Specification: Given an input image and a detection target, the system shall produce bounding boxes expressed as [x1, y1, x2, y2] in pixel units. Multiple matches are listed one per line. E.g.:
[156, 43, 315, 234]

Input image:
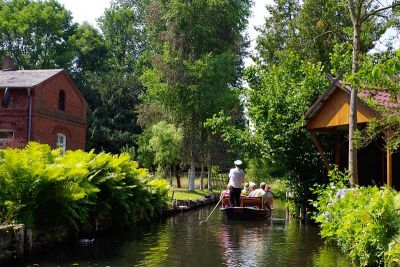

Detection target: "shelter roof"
[0, 69, 63, 88]
[359, 90, 400, 108]
[305, 79, 399, 122]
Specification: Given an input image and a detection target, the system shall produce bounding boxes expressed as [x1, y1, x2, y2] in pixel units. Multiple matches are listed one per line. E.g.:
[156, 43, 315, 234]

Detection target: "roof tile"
[0, 69, 63, 88]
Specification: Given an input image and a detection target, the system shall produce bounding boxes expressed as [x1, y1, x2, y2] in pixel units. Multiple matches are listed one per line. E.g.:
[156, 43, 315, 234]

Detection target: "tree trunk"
[348, 13, 361, 186]
[200, 164, 204, 191]
[189, 161, 196, 191]
[169, 167, 173, 186]
[174, 164, 181, 188]
[207, 164, 212, 190]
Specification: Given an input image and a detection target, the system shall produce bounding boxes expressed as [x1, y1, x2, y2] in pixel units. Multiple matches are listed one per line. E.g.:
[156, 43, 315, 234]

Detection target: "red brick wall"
[0, 89, 29, 141]
[32, 72, 87, 150]
[0, 71, 87, 150]
[31, 116, 86, 150]
[33, 72, 87, 120]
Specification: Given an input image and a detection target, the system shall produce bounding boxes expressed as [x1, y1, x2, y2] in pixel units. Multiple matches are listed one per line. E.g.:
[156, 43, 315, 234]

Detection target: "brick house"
[0, 57, 87, 151]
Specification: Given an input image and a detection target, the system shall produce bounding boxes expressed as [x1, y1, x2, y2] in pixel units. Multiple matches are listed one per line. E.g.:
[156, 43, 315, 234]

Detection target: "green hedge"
[312, 168, 400, 266]
[0, 142, 169, 230]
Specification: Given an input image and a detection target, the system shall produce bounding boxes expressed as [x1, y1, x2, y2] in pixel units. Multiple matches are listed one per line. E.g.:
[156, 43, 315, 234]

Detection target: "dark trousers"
[229, 187, 242, 207]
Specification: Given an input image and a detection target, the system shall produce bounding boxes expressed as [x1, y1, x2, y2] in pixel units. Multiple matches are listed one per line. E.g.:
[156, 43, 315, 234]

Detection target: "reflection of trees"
[113, 223, 172, 267]
[312, 246, 354, 267]
[136, 227, 171, 266]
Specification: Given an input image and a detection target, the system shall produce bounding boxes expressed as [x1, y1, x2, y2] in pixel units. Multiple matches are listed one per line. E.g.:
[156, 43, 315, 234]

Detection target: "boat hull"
[220, 207, 271, 220]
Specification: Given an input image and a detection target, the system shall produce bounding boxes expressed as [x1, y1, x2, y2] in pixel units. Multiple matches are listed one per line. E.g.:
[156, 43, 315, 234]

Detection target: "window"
[0, 130, 14, 145]
[58, 90, 65, 111]
[56, 134, 66, 153]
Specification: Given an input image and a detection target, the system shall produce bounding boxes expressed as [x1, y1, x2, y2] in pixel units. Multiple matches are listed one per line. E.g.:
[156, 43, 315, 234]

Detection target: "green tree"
[79, 0, 148, 153]
[0, 0, 76, 69]
[141, 0, 251, 191]
[346, 0, 400, 186]
[138, 121, 183, 181]
[208, 53, 329, 213]
[99, 0, 147, 72]
[86, 71, 142, 154]
[256, 0, 389, 68]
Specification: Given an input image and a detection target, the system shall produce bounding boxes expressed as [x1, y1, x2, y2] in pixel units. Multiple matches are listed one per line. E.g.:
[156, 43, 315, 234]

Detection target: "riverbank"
[0, 192, 220, 265]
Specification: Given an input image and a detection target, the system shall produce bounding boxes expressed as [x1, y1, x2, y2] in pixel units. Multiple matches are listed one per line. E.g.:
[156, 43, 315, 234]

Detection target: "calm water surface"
[16, 200, 353, 267]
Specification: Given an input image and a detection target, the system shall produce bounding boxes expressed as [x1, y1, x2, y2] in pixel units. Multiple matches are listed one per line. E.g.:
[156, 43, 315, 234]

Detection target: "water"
[14, 200, 353, 267]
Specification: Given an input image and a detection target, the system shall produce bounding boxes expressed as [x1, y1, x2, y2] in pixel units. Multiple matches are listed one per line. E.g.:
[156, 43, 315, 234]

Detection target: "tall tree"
[80, 0, 147, 153]
[346, 0, 400, 186]
[0, 0, 76, 69]
[141, 0, 251, 191]
[99, 0, 147, 73]
[256, 0, 388, 68]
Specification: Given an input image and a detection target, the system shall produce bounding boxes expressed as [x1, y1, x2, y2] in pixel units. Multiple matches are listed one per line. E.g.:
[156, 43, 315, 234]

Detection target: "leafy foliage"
[140, 0, 251, 190]
[0, 143, 169, 230]
[0, 0, 77, 69]
[312, 169, 400, 266]
[208, 53, 329, 211]
[137, 121, 183, 176]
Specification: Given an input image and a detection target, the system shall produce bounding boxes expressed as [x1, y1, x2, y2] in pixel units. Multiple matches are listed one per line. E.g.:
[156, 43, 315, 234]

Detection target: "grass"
[168, 188, 221, 201]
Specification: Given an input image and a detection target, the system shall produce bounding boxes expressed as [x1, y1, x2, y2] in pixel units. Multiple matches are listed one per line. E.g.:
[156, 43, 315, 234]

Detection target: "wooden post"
[311, 133, 331, 171]
[387, 146, 392, 187]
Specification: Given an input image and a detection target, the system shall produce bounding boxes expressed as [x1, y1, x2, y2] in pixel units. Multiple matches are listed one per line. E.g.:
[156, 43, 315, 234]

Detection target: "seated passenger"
[241, 182, 249, 196]
[249, 182, 266, 197]
[264, 184, 274, 210]
[247, 182, 257, 196]
[221, 185, 231, 207]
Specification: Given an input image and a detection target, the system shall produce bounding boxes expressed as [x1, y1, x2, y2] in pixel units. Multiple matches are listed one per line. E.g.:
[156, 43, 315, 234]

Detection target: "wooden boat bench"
[240, 196, 263, 209]
[221, 196, 264, 209]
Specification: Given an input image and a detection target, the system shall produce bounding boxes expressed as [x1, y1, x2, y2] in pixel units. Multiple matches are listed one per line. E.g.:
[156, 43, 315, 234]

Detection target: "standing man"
[228, 160, 245, 207]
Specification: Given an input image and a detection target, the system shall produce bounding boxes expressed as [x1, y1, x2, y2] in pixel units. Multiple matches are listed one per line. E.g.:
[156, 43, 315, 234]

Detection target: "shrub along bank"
[0, 142, 169, 231]
[312, 168, 400, 266]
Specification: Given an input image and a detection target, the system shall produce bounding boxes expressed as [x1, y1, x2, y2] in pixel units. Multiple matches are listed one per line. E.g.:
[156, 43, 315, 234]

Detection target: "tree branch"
[362, 2, 400, 22]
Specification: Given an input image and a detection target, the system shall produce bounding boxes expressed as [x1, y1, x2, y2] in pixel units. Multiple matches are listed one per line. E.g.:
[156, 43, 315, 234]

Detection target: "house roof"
[305, 79, 351, 120]
[305, 79, 399, 121]
[0, 69, 63, 88]
[359, 90, 400, 108]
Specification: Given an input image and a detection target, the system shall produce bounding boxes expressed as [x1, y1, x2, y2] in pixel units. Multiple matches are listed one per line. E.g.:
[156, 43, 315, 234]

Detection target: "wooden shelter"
[305, 77, 399, 188]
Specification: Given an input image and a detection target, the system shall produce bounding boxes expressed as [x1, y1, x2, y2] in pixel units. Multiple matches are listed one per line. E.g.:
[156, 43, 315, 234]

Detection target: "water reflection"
[15, 200, 353, 267]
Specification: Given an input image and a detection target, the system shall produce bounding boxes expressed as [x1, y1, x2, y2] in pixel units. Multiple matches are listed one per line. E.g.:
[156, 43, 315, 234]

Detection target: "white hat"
[234, 160, 242, 165]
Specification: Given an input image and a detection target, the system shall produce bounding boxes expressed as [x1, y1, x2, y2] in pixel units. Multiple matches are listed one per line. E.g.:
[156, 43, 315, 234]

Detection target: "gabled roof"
[305, 79, 352, 121]
[304, 79, 400, 121]
[0, 69, 63, 88]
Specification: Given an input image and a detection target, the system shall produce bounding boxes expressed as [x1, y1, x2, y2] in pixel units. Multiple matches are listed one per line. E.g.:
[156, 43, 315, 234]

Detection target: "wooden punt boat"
[220, 196, 272, 220]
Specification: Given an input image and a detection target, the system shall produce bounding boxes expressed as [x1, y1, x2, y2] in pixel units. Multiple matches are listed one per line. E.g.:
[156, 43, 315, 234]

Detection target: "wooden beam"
[387, 146, 392, 187]
[311, 133, 331, 172]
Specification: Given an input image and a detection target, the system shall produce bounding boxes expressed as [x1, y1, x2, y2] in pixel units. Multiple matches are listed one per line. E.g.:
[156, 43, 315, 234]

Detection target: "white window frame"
[56, 133, 67, 153]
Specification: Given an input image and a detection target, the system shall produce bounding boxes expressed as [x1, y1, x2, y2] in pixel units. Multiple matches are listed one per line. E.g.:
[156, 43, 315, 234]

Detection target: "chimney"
[2, 56, 15, 71]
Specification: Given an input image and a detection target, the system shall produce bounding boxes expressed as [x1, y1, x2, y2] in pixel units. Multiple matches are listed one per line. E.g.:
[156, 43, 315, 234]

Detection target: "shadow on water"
[12, 200, 354, 267]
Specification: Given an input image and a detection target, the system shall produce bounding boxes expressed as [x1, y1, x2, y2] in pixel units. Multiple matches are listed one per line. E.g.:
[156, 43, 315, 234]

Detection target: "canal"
[15, 200, 353, 267]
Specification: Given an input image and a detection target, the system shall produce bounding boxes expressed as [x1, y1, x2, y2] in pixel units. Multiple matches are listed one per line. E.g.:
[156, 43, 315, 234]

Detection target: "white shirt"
[249, 188, 265, 197]
[228, 167, 245, 188]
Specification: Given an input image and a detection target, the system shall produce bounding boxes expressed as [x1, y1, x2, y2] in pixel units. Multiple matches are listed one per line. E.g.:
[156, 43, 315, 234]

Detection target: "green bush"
[312, 168, 400, 266]
[267, 179, 287, 199]
[246, 157, 287, 183]
[386, 234, 400, 267]
[0, 142, 169, 230]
